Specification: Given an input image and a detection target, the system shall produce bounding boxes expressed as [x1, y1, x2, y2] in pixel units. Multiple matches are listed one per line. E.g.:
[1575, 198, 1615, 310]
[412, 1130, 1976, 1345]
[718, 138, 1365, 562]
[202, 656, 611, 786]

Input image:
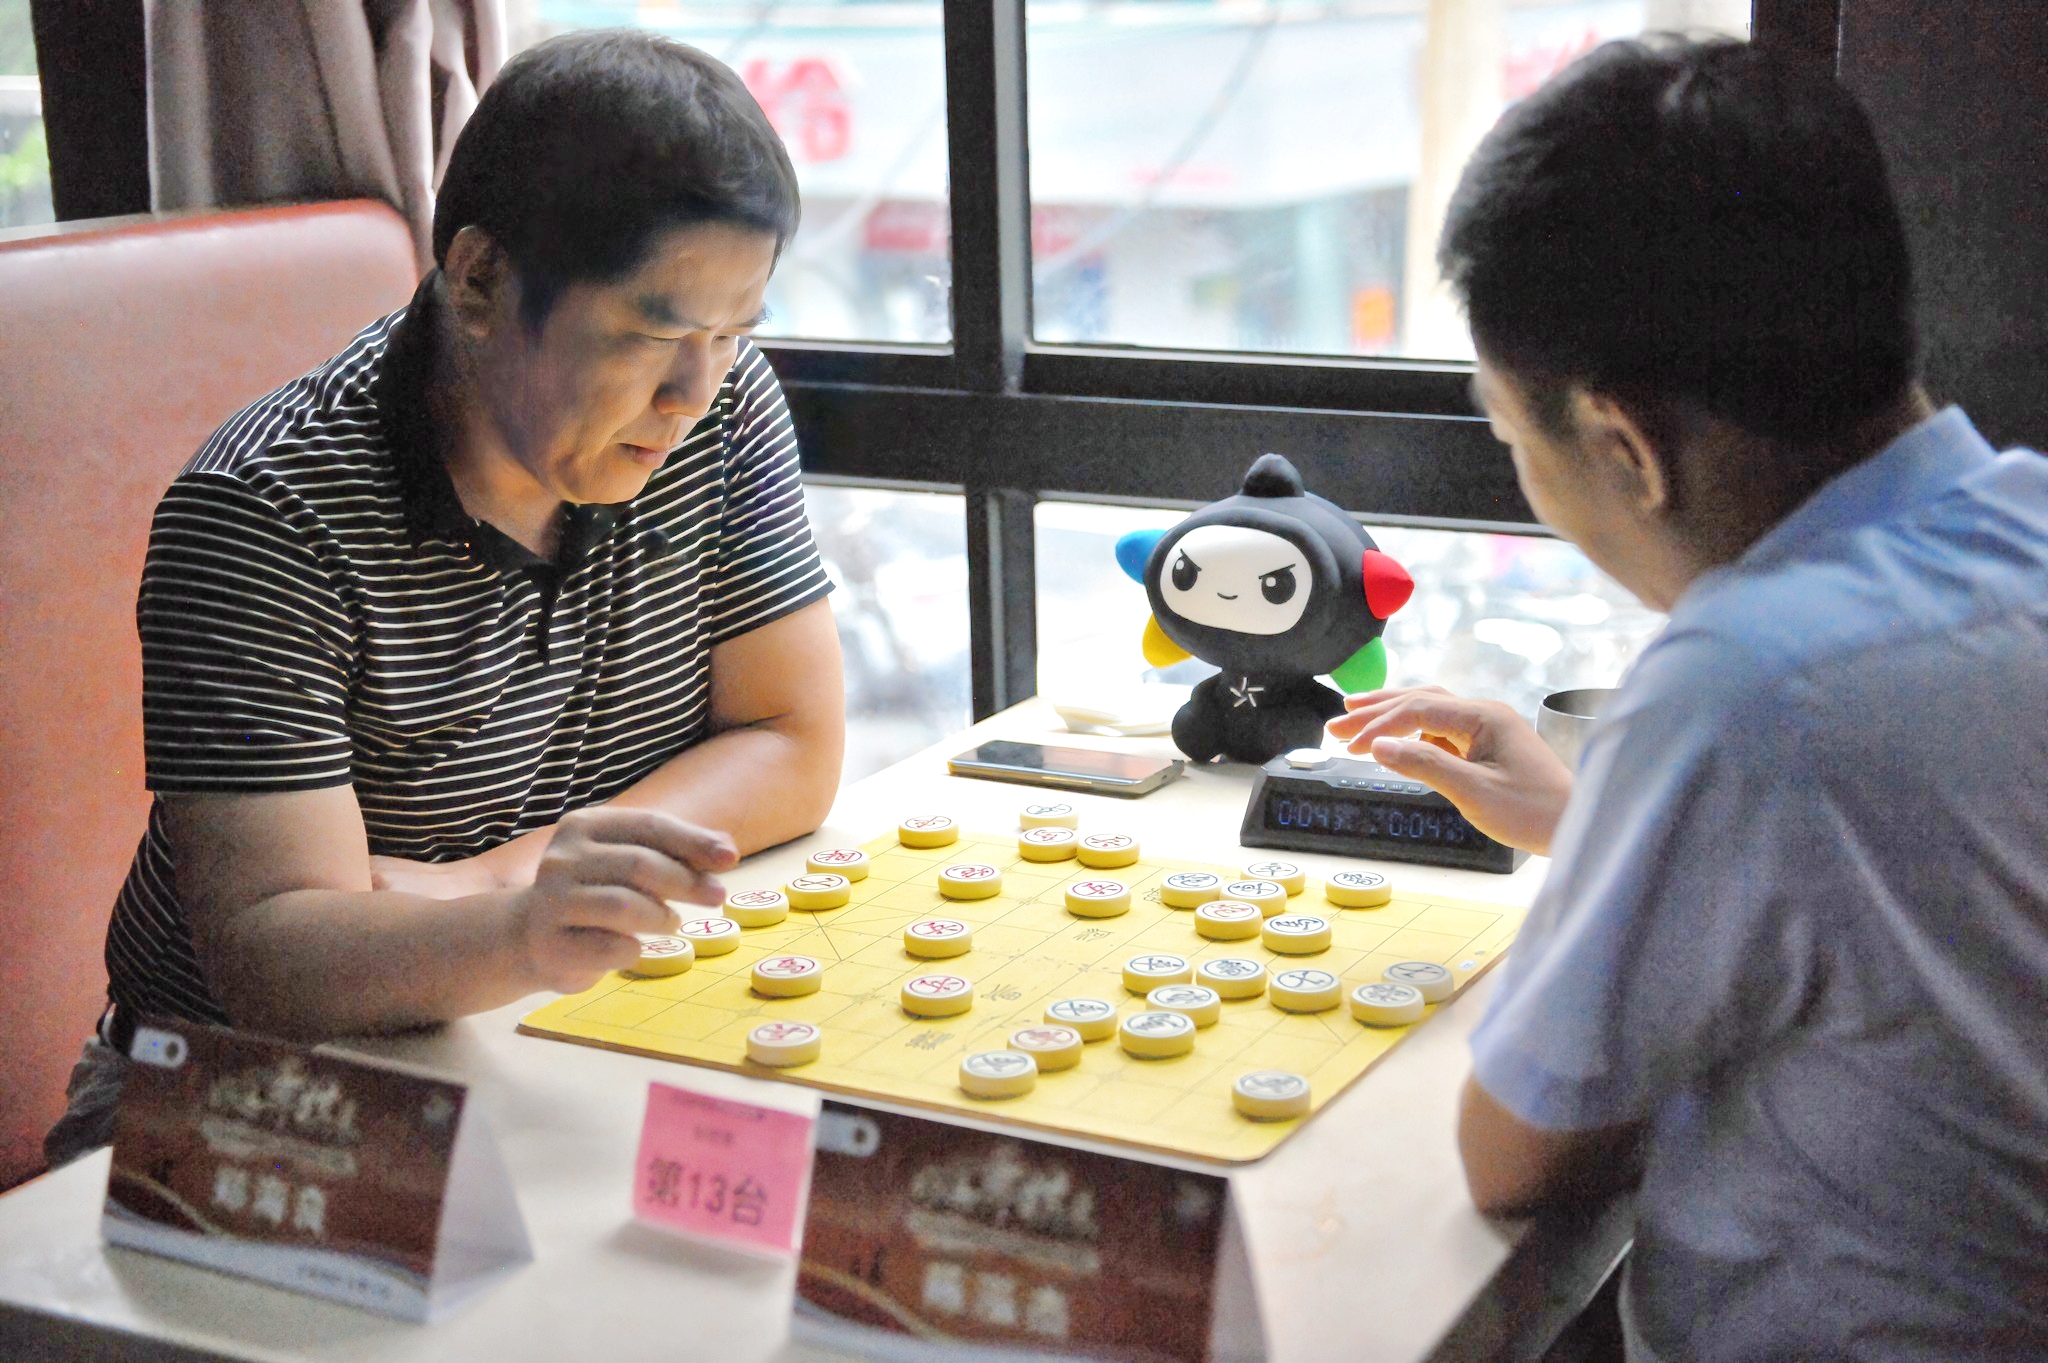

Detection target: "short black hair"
[434, 30, 800, 327]
[1439, 37, 1917, 445]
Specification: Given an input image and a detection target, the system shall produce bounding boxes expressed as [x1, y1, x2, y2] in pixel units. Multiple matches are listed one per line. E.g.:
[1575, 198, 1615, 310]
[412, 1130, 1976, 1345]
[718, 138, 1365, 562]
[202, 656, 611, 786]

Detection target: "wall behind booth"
[1842, 1, 2048, 451]
[0, 202, 419, 1191]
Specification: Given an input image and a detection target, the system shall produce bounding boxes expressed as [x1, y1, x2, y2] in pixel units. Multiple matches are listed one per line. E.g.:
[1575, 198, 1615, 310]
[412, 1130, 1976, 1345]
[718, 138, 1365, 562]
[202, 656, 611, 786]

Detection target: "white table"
[0, 701, 1626, 1363]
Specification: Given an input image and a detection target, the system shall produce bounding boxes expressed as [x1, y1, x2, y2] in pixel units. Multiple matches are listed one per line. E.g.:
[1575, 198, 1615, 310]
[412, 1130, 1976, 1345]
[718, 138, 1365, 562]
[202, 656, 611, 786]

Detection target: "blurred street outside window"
[804, 484, 971, 780]
[514, 0, 952, 344]
[1026, 0, 1750, 359]
[0, 0, 52, 229]
[513, 0, 1747, 354]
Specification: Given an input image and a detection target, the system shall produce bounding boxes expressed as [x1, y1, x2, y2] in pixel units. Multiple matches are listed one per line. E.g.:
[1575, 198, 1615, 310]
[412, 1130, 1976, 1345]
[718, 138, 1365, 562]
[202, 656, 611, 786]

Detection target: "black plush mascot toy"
[1116, 453, 1414, 764]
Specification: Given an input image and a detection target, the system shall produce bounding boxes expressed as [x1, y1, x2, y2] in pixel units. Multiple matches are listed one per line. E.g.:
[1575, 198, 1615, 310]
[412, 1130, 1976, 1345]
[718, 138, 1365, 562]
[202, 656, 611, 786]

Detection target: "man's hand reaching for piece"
[171, 789, 748, 1040]
[1326, 686, 1574, 855]
[510, 807, 738, 994]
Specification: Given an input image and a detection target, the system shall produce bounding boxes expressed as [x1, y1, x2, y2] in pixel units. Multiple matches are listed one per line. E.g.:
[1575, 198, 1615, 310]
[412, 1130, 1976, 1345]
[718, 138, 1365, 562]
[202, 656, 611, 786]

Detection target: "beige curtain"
[145, 0, 508, 271]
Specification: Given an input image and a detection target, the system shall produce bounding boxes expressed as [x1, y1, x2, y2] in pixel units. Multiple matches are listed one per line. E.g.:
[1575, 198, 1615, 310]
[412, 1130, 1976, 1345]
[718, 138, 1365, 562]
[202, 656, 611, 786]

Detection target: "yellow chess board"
[518, 828, 1526, 1163]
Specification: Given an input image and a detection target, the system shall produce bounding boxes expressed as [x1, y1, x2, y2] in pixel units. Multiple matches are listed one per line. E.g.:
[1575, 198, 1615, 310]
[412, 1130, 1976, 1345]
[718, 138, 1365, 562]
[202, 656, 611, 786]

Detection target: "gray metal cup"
[1536, 688, 1615, 769]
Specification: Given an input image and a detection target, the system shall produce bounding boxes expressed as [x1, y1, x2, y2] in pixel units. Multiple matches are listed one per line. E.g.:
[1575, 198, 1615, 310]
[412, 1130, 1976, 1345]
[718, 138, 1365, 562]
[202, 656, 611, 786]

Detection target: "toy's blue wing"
[1114, 529, 1165, 584]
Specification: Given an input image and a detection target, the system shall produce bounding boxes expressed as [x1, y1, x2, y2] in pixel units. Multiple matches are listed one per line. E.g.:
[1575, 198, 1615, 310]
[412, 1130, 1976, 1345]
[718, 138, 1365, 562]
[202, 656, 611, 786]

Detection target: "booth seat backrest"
[0, 201, 419, 1191]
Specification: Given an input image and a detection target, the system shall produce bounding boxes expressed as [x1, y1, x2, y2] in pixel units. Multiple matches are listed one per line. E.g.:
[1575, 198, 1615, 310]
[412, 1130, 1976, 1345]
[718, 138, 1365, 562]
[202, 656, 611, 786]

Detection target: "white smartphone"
[946, 740, 1185, 797]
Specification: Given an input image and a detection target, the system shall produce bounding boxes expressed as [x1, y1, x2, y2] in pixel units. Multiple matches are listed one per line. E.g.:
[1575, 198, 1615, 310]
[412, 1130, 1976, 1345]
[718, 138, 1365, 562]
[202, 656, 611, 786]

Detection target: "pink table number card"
[103, 1019, 532, 1322]
[633, 1081, 816, 1256]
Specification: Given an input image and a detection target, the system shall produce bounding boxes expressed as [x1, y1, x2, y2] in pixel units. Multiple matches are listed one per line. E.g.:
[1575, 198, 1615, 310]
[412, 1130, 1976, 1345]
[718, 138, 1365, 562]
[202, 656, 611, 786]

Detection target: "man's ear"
[441, 226, 517, 337]
[1571, 389, 1672, 519]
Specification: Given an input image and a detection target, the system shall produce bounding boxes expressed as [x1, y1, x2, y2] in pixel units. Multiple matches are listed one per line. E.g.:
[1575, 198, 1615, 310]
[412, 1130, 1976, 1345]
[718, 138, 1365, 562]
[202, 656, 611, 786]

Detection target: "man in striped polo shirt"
[47, 32, 844, 1164]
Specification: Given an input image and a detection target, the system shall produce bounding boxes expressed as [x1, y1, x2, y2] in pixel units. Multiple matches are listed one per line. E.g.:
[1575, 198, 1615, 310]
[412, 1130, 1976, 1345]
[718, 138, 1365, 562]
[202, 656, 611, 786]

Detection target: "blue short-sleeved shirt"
[1471, 408, 2048, 1363]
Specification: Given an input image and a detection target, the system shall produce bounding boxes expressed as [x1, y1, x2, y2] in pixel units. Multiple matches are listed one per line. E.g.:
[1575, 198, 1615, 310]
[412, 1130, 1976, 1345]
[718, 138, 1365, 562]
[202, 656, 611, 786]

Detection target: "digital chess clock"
[1239, 749, 1528, 874]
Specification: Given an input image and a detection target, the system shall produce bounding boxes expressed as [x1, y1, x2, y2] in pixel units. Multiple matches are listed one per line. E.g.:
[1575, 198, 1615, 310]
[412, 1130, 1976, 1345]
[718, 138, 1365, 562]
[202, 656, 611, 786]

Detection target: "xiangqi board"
[518, 827, 1525, 1162]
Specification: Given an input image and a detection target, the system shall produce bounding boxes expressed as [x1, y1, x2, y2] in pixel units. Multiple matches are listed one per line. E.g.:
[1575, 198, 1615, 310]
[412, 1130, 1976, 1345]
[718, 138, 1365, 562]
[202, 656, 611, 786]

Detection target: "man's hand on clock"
[1327, 686, 1573, 856]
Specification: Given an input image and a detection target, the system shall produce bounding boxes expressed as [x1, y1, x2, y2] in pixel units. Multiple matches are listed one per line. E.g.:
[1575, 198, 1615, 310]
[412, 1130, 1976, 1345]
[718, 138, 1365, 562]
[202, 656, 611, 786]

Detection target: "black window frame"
[30, 0, 1845, 721]
[770, 0, 1844, 718]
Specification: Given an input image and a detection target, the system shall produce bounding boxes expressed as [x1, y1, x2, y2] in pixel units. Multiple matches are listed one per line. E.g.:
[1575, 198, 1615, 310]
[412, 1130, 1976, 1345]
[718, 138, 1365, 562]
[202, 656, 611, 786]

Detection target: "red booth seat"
[0, 201, 420, 1191]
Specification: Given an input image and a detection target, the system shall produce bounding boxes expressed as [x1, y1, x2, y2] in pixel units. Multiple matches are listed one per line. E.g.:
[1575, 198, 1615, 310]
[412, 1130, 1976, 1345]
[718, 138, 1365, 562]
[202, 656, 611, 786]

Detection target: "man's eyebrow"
[634, 295, 771, 331]
[634, 294, 684, 328]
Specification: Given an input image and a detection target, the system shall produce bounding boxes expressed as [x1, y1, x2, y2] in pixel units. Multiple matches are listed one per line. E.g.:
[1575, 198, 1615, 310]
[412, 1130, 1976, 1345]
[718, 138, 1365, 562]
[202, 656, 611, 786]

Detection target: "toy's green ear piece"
[1143, 616, 1191, 667]
[1329, 637, 1387, 694]
[1115, 529, 1166, 583]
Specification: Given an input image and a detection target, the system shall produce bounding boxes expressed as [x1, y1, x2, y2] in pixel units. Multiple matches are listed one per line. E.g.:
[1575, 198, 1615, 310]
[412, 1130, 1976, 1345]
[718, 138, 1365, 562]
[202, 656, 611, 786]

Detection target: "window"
[0, 0, 51, 228]
[1026, 0, 1750, 359]
[513, 0, 951, 343]
[488, 1, 1836, 724]
[805, 484, 971, 779]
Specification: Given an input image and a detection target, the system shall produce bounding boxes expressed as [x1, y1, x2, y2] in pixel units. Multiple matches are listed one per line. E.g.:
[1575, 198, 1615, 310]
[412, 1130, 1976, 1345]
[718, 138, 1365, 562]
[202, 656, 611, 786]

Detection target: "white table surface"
[0, 700, 1581, 1363]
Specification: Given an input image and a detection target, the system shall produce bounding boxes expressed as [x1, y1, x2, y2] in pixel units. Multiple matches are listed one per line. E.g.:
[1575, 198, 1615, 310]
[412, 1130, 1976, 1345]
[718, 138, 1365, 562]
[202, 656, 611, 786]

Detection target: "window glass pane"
[805, 485, 971, 780]
[511, 1, 950, 343]
[1036, 500, 1664, 725]
[0, 0, 52, 229]
[1026, 0, 1749, 359]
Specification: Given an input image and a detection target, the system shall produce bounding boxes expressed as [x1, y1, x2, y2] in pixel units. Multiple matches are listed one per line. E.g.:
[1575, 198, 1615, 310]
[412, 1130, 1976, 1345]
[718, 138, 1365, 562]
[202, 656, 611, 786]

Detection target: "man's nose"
[652, 341, 724, 420]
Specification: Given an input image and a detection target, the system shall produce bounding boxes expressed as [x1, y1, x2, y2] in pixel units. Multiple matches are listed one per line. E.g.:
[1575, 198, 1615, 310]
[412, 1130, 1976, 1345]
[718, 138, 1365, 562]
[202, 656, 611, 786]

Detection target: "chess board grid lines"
[523, 829, 1523, 1163]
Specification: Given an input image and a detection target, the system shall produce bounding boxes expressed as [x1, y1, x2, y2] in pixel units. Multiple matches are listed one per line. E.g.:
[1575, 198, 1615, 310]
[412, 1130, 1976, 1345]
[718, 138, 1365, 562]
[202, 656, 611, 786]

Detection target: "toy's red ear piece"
[1361, 551, 1413, 618]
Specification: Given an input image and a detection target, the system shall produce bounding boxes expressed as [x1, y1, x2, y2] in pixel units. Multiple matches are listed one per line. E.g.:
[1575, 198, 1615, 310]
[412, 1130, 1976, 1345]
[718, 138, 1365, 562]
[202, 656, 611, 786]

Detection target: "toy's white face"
[1158, 524, 1312, 635]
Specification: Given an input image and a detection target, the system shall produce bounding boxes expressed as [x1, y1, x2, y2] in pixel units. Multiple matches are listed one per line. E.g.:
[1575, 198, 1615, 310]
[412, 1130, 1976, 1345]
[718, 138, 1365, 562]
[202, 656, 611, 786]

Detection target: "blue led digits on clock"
[1268, 795, 1478, 848]
[1240, 754, 1527, 873]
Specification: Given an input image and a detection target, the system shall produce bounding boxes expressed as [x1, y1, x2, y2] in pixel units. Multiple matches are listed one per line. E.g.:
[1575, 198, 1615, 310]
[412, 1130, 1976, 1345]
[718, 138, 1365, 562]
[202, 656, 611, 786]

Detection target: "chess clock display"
[1240, 750, 1528, 873]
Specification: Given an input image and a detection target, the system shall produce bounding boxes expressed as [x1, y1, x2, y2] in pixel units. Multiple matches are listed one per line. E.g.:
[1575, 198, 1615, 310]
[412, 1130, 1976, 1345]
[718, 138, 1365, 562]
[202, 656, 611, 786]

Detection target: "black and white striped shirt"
[106, 283, 831, 1026]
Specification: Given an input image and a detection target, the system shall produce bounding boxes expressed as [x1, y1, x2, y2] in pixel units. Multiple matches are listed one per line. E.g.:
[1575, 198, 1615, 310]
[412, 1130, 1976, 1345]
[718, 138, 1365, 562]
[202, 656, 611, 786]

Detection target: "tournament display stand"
[0, 700, 1628, 1363]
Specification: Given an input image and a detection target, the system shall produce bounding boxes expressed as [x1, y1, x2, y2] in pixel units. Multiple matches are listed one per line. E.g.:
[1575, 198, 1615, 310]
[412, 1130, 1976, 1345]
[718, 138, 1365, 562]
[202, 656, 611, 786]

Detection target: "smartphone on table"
[946, 740, 1184, 797]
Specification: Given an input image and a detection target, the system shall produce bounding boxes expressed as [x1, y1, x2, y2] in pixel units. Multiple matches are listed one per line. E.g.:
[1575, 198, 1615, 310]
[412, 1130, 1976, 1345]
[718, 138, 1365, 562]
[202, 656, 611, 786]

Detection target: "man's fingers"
[1381, 692, 1491, 746]
[555, 843, 722, 909]
[1371, 733, 1571, 856]
[1326, 707, 1379, 739]
[663, 878, 726, 909]
[1341, 684, 1450, 711]
[545, 809, 735, 907]
[1329, 691, 1432, 738]
[1334, 693, 1486, 755]
[545, 925, 643, 987]
[567, 806, 740, 873]
[547, 883, 677, 938]
[1369, 736, 1491, 805]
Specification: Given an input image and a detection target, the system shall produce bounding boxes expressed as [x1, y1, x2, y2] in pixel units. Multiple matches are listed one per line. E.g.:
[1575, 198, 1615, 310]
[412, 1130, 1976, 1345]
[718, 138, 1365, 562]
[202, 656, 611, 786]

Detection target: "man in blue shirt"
[1329, 38, 2048, 1362]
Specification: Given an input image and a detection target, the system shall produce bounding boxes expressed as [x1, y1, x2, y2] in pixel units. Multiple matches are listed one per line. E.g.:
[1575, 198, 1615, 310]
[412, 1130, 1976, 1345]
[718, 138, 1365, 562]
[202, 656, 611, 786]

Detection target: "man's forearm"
[203, 886, 534, 1040]
[1458, 1076, 1642, 1216]
[443, 602, 846, 893]
[471, 718, 838, 891]
[610, 718, 839, 850]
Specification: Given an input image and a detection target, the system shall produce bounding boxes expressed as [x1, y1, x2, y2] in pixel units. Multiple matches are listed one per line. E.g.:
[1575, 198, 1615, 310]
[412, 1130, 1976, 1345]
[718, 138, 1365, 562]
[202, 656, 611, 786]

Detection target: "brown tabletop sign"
[795, 1101, 1266, 1362]
[102, 1018, 532, 1322]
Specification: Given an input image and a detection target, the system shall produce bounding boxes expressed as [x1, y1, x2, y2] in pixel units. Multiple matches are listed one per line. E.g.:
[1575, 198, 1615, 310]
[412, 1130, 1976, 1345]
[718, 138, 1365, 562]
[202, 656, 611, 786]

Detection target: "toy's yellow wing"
[1142, 615, 1191, 667]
